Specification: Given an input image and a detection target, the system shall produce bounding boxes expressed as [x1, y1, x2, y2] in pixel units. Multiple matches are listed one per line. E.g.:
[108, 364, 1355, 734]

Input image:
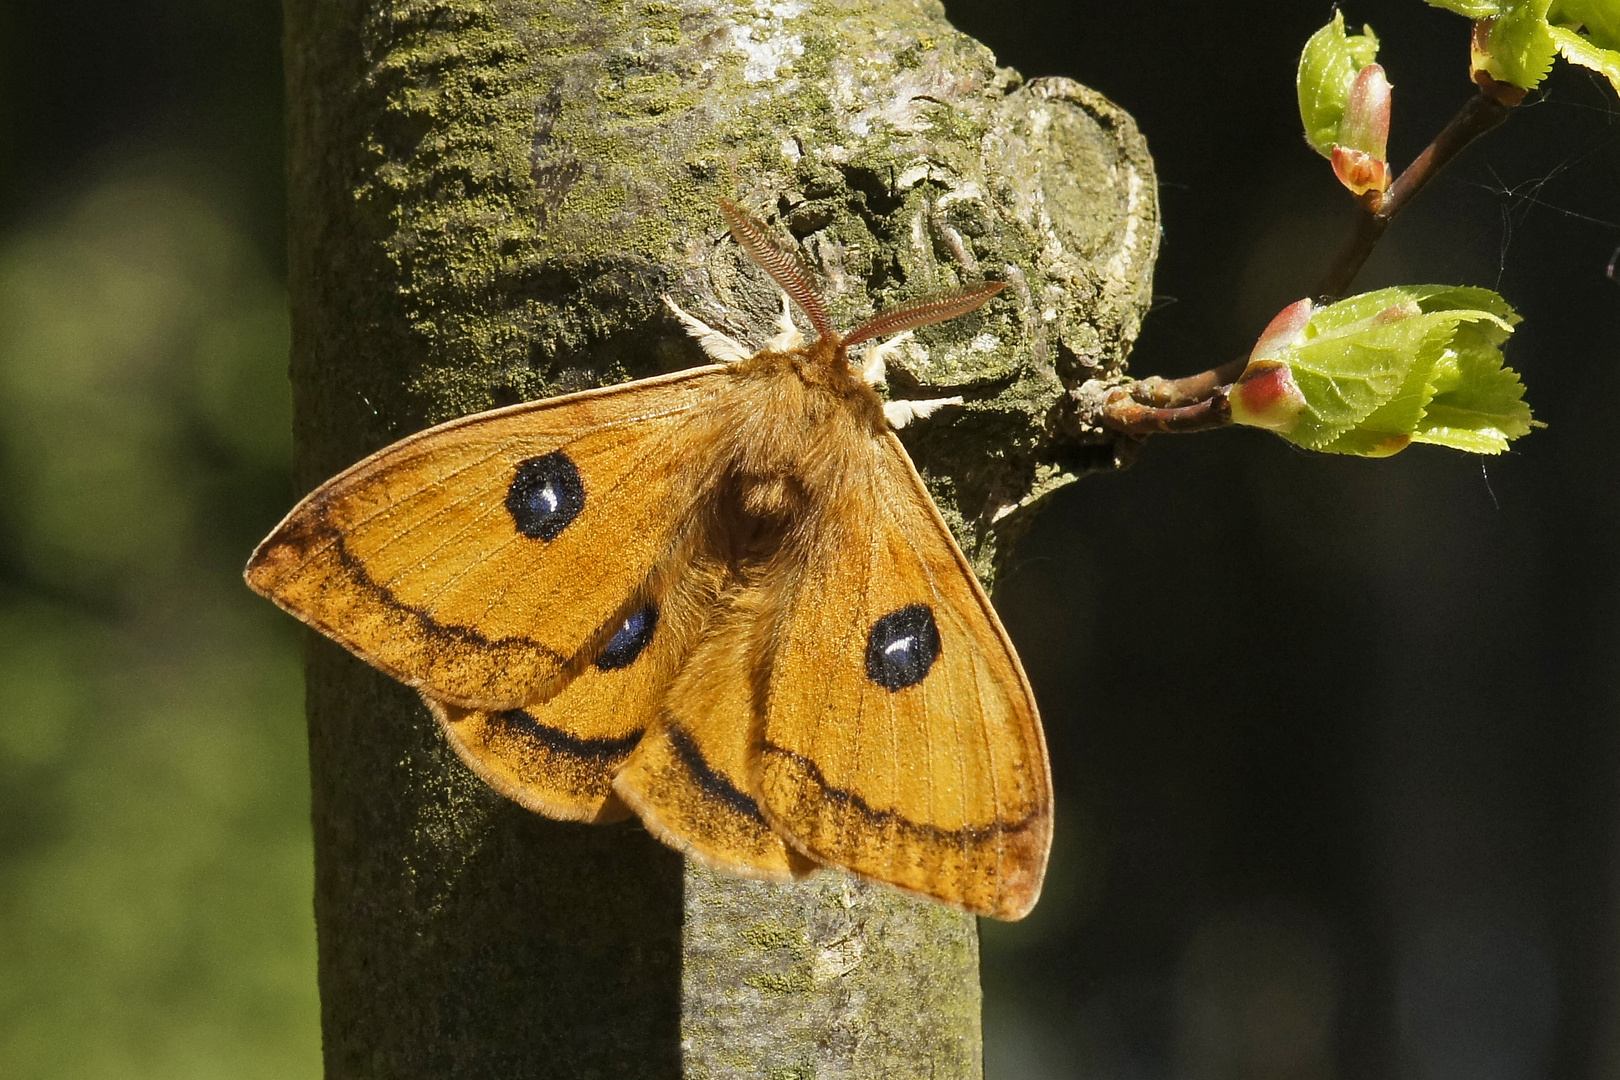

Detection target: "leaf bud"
[1230, 360, 1308, 433]
[1229, 299, 1312, 433]
[1331, 64, 1392, 197]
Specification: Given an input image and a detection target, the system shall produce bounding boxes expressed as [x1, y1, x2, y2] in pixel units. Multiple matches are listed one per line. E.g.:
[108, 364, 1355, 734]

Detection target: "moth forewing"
[243, 364, 731, 710]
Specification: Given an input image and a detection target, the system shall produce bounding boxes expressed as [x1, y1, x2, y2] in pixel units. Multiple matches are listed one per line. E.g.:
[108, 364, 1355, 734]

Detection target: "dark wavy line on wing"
[262, 514, 567, 667]
[666, 722, 769, 826]
[760, 742, 1044, 843]
[492, 708, 644, 764]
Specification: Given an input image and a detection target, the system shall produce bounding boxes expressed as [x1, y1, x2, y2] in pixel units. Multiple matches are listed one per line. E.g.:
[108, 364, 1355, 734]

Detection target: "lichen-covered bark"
[682, 868, 982, 1078]
[285, 0, 1156, 1077]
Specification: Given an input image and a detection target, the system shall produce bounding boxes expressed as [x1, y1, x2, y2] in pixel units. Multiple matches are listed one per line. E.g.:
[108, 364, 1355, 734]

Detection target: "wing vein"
[297, 443, 512, 573]
[283, 395, 712, 575]
[883, 471, 1003, 899]
[417, 509, 529, 618]
[463, 415, 714, 637]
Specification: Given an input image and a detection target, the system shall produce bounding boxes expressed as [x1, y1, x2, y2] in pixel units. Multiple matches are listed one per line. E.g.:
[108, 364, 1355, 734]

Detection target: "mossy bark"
[285, 0, 1157, 1076]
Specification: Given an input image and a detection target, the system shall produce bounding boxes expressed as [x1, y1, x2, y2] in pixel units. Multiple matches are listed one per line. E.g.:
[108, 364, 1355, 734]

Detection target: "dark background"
[1, 2, 1615, 1078]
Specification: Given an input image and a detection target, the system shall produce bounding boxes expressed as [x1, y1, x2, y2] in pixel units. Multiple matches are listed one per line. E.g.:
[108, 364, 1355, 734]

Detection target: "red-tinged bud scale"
[1231, 300, 1312, 433]
[1332, 146, 1391, 198]
[1332, 64, 1392, 198]
[1339, 65, 1390, 155]
[1251, 298, 1313, 361]
[1230, 360, 1308, 433]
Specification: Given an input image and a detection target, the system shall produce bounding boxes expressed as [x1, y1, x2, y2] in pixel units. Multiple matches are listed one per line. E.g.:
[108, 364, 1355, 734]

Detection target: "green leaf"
[1312, 284, 1517, 330]
[1427, 0, 1619, 94]
[1425, 0, 1504, 17]
[1315, 326, 1454, 457]
[1298, 12, 1381, 157]
[1408, 285, 1519, 325]
[1487, 0, 1561, 88]
[1287, 312, 1457, 450]
[1412, 321, 1535, 453]
[1550, 0, 1620, 50]
[1548, 24, 1620, 94]
[1236, 286, 1533, 458]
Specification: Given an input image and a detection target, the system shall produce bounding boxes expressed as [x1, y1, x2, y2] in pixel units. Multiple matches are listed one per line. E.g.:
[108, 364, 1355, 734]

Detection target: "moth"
[247, 202, 1052, 920]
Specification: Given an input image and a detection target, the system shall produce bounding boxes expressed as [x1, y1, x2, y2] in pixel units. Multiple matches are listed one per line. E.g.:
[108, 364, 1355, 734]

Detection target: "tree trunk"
[283, 0, 1157, 1076]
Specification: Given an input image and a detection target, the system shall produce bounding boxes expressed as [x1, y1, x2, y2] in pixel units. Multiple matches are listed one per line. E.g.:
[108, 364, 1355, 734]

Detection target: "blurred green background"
[0, 2, 1616, 1078]
[0, 3, 317, 1077]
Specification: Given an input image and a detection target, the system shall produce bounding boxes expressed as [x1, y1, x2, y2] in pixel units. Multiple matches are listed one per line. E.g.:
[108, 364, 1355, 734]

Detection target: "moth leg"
[884, 396, 965, 430]
[763, 291, 806, 352]
[856, 331, 962, 429]
[662, 295, 751, 364]
[857, 330, 914, 387]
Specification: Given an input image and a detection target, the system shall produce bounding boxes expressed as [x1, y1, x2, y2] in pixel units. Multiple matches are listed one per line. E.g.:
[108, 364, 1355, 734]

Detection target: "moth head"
[717, 200, 1006, 362]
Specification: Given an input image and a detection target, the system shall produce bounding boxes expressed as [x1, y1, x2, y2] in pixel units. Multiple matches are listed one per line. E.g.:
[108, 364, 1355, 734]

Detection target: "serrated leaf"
[1251, 287, 1532, 458]
[1487, 1, 1561, 88]
[1426, 0, 1504, 17]
[1412, 321, 1535, 453]
[1550, 0, 1620, 50]
[1406, 285, 1520, 327]
[1309, 284, 1517, 333]
[1414, 419, 1522, 453]
[1285, 350, 1406, 447]
[1549, 24, 1620, 94]
[1298, 12, 1381, 157]
[1314, 427, 1418, 456]
[1320, 326, 1452, 456]
[1284, 314, 1456, 449]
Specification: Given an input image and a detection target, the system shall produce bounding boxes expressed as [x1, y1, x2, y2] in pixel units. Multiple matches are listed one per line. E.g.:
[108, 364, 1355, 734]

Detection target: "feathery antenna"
[718, 200, 834, 341]
[841, 282, 1006, 349]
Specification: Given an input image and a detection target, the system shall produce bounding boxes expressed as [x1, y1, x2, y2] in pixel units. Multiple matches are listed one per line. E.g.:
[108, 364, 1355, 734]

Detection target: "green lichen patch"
[741, 919, 810, 957]
[743, 967, 815, 996]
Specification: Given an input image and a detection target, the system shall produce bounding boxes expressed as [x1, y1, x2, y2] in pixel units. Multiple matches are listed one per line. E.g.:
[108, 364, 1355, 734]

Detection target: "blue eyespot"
[864, 604, 940, 691]
[596, 603, 659, 671]
[506, 452, 585, 540]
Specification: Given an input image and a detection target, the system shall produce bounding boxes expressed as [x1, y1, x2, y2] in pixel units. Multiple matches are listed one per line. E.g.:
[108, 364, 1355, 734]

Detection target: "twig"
[1126, 359, 1249, 408]
[1100, 386, 1231, 435]
[1107, 87, 1518, 434]
[1316, 89, 1516, 299]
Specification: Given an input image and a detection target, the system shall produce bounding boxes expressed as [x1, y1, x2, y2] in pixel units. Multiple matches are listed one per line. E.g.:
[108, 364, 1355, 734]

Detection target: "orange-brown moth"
[246, 202, 1052, 920]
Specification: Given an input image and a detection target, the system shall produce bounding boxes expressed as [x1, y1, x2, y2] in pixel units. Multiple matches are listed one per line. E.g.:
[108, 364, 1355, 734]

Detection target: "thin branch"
[1127, 361, 1248, 408]
[1110, 87, 1519, 429]
[1100, 386, 1231, 435]
[1316, 89, 1515, 299]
